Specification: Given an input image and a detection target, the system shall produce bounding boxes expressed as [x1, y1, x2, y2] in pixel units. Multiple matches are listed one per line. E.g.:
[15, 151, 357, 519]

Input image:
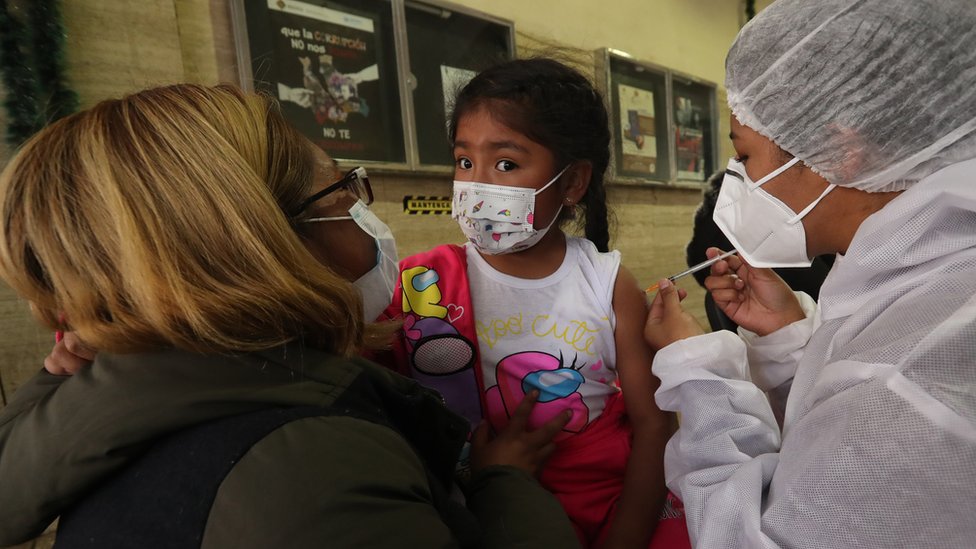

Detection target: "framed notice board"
[404, 0, 515, 167]
[598, 49, 672, 184]
[672, 71, 717, 183]
[232, 0, 407, 167]
[231, 0, 513, 172]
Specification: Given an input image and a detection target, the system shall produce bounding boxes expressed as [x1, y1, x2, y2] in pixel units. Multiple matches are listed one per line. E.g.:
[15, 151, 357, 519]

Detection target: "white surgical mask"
[452, 165, 569, 255]
[713, 157, 835, 268]
[304, 200, 398, 320]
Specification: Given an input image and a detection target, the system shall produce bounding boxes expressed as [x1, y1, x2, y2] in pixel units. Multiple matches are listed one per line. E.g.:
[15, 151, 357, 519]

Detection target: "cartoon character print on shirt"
[400, 265, 483, 426]
[485, 350, 592, 441]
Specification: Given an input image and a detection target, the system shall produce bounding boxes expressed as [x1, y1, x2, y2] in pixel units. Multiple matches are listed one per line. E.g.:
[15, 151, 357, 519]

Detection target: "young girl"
[382, 58, 689, 548]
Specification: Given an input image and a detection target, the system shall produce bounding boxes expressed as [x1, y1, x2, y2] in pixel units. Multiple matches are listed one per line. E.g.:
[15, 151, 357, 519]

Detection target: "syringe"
[645, 250, 738, 293]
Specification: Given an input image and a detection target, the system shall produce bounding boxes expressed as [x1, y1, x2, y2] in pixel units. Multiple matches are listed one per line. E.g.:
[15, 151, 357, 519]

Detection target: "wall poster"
[672, 76, 716, 182]
[604, 51, 671, 183]
[617, 83, 658, 174]
[237, 0, 406, 164]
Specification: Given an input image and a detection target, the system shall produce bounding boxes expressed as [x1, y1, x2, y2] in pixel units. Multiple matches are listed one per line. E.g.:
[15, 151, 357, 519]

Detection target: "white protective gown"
[653, 158, 976, 549]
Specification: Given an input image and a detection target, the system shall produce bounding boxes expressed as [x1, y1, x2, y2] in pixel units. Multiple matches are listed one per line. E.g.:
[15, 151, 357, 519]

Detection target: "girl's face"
[453, 105, 564, 230]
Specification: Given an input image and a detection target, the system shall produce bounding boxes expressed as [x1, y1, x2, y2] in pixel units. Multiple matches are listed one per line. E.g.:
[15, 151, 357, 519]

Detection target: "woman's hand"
[43, 332, 97, 375]
[643, 278, 703, 352]
[470, 391, 571, 477]
[704, 247, 806, 335]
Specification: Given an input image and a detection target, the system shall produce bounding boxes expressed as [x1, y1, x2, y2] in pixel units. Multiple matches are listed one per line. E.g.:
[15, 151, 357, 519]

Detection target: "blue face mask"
[303, 200, 398, 321]
[345, 201, 398, 320]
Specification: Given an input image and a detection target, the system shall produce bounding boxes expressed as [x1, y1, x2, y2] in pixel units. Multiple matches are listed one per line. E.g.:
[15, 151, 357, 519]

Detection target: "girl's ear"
[562, 161, 592, 206]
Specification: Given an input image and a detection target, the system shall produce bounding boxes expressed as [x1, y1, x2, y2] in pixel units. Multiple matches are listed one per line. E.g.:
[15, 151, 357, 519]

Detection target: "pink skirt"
[539, 392, 692, 549]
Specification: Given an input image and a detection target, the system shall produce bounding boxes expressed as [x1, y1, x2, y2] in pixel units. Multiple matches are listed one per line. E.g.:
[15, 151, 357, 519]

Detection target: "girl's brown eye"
[495, 159, 518, 172]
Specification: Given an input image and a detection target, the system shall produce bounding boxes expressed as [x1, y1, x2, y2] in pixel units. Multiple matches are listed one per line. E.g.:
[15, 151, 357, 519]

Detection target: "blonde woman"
[0, 84, 578, 548]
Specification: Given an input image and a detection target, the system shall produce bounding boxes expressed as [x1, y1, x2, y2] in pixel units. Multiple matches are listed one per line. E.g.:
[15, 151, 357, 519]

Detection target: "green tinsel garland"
[0, 0, 40, 146]
[0, 0, 77, 148]
[31, 0, 78, 124]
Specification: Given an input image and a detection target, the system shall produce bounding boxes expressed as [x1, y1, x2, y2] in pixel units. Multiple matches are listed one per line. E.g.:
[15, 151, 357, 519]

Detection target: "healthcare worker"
[643, 0, 976, 547]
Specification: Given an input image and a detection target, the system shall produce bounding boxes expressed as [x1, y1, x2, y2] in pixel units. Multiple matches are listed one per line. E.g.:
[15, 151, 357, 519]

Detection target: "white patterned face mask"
[451, 165, 569, 255]
[713, 157, 836, 268]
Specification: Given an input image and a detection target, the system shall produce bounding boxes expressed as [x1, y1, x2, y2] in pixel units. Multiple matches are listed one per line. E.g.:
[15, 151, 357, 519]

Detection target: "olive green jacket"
[0, 343, 579, 548]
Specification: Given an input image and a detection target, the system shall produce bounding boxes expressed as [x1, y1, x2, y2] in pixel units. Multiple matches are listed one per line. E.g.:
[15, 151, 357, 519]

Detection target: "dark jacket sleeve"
[0, 370, 73, 544]
[466, 466, 582, 548]
[0, 353, 324, 546]
[0, 369, 66, 416]
[202, 416, 580, 549]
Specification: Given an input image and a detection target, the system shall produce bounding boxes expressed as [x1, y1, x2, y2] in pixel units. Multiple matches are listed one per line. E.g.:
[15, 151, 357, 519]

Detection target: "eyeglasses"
[295, 167, 373, 220]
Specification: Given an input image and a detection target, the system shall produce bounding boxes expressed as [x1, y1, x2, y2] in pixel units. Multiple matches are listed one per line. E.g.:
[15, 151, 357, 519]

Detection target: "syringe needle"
[645, 250, 738, 293]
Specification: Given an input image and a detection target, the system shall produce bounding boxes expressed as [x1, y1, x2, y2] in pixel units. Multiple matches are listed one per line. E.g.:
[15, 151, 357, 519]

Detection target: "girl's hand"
[643, 278, 702, 352]
[44, 332, 97, 376]
[703, 247, 806, 335]
[470, 391, 571, 477]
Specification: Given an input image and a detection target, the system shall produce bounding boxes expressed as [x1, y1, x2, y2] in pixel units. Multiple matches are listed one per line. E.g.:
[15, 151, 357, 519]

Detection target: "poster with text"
[617, 83, 657, 174]
[267, 0, 391, 161]
[675, 95, 705, 180]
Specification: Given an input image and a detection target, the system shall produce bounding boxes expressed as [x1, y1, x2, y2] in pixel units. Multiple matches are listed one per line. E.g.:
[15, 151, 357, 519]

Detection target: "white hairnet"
[726, 0, 976, 192]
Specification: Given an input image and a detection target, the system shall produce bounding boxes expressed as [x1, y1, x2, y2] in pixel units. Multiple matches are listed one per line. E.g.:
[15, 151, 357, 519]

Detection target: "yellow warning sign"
[403, 196, 451, 215]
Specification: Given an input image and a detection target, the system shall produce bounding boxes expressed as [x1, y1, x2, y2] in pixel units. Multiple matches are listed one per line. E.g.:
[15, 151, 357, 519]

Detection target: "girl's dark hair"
[448, 58, 612, 252]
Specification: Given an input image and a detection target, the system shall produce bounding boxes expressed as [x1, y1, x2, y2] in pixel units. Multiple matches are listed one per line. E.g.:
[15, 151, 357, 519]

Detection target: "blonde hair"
[0, 84, 375, 356]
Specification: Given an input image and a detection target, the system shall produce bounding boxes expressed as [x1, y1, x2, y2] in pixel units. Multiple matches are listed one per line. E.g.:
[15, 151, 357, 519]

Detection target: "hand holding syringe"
[645, 250, 738, 293]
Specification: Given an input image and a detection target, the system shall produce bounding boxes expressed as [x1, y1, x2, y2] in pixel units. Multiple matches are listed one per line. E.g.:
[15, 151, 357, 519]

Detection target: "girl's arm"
[601, 266, 673, 549]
